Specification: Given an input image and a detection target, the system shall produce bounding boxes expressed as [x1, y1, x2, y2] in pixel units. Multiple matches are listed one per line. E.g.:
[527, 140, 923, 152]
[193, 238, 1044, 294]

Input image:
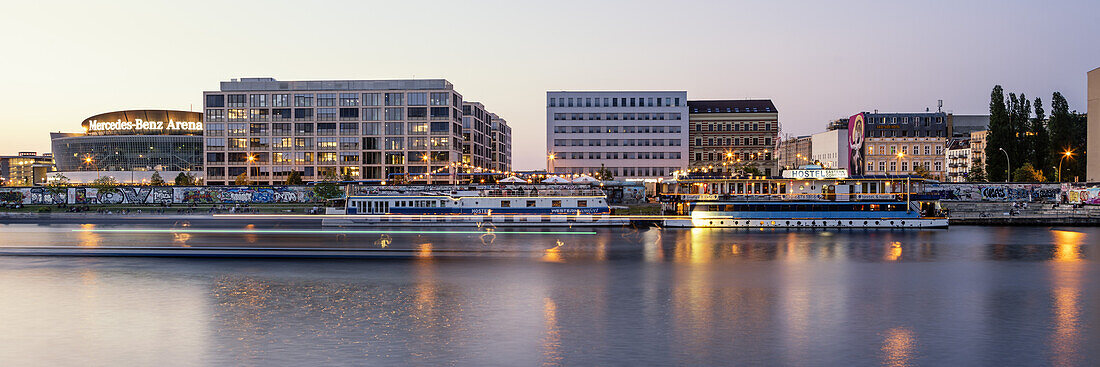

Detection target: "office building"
[851, 112, 950, 179]
[546, 91, 688, 180]
[0, 152, 55, 186]
[1088, 67, 1099, 181]
[945, 137, 971, 182]
[811, 128, 849, 169]
[203, 78, 466, 185]
[461, 102, 494, 171]
[50, 110, 203, 184]
[951, 114, 989, 136]
[776, 135, 811, 170]
[688, 100, 779, 176]
[490, 114, 512, 172]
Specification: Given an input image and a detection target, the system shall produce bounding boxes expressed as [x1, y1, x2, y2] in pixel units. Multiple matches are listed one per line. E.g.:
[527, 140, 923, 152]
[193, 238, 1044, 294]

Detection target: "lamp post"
[84, 157, 99, 180]
[547, 153, 556, 174]
[998, 148, 1010, 182]
[246, 154, 256, 185]
[422, 154, 431, 185]
[1057, 150, 1074, 182]
[895, 152, 905, 177]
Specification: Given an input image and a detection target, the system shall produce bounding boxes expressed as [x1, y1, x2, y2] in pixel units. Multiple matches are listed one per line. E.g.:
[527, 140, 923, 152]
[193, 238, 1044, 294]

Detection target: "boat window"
[578, 200, 587, 207]
[724, 205, 734, 212]
[552, 200, 561, 207]
[526, 200, 536, 207]
[501, 200, 511, 207]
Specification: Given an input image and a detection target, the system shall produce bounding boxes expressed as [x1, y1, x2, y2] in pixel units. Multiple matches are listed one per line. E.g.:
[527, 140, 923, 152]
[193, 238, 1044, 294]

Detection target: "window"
[526, 200, 536, 207]
[385, 122, 403, 135]
[272, 108, 291, 121]
[385, 93, 404, 106]
[249, 109, 269, 121]
[227, 94, 246, 107]
[206, 95, 225, 108]
[294, 94, 313, 107]
[362, 108, 381, 121]
[385, 108, 404, 121]
[408, 122, 428, 135]
[205, 109, 225, 122]
[340, 123, 358, 135]
[294, 108, 314, 121]
[249, 123, 268, 135]
[340, 93, 359, 106]
[501, 200, 511, 208]
[206, 138, 226, 149]
[228, 109, 247, 122]
[407, 107, 427, 120]
[294, 123, 314, 135]
[407, 92, 427, 106]
[317, 123, 337, 136]
[430, 92, 449, 106]
[362, 137, 380, 150]
[552, 200, 561, 207]
[318, 108, 338, 121]
[362, 93, 381, 106]
[385, 137, 404, 150]
[272, 94, 289, 107]
[318, 137, 338, 150]
[317, 94, 337, 107]
[339, 108, 359, 121]
[249, 94, 267, 107]
[272, 123, 292, 136]
[578, 200, 587, 207]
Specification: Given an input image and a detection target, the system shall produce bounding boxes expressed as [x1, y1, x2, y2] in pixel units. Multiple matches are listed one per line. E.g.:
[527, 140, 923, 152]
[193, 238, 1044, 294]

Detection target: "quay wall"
[0, 186, 321, 205]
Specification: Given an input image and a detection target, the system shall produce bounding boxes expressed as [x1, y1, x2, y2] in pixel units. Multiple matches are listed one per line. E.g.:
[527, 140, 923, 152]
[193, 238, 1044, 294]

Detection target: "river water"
[0, 223, 1096, 366]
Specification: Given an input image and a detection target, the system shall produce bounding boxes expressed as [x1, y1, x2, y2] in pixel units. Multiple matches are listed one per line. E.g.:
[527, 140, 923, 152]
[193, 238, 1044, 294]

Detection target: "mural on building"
[0, 186, 323, 205]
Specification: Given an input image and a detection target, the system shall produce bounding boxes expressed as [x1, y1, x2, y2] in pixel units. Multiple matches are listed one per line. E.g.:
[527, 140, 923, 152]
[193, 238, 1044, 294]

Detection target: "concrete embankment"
[943, 201, 1100, 226]
[0, 212, 325, 227]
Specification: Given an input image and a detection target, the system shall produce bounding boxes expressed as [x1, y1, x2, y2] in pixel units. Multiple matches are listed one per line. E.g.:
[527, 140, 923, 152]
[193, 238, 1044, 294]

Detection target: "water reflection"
[881, 326, 917, 367]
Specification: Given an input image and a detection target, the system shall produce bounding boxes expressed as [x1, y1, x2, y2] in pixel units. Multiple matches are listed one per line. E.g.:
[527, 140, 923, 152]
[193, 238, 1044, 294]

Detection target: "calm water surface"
[0, 223, 1096, 366]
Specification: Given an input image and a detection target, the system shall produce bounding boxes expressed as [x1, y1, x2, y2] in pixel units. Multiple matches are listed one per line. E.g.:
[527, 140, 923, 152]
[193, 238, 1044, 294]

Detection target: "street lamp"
[84, 157, 99, 180]
[547, 153, 556, 174]
[998, 148, 1010, 182]
[1057, 150, 1074, 182]
[422, 154, 431, 185]
[246, 154, 256, 186]
[895, 152, 905, 177]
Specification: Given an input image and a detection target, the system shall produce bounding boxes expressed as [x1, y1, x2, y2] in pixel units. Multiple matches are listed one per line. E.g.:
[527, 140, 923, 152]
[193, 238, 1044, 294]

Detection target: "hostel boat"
[660, 168, 948, 229]
[323, 184, 625, 227]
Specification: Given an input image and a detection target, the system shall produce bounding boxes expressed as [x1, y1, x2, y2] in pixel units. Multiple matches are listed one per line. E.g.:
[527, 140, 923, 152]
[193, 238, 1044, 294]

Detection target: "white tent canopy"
[571, 175, 599, 183]
[499, 176, 526, 183]
[541, 176, 570, 184]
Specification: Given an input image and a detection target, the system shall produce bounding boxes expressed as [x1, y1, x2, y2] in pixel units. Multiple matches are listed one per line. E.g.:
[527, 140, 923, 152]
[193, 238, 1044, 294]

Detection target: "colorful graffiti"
[1066, 187, 1100, 204]
[923, 183, 1062, 202]
[0, 186, 323, 205]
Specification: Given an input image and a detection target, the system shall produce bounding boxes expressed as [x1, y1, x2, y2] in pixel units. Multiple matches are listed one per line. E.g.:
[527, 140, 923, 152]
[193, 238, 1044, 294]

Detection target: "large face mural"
[847, 113, 865, 175]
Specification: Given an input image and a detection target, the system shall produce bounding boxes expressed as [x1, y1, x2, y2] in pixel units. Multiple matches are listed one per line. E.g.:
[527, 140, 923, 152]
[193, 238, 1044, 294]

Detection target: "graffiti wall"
[923, 183, 1063, 202]
[0, 186, 322, 205]
[1064, 184, 1100, 204]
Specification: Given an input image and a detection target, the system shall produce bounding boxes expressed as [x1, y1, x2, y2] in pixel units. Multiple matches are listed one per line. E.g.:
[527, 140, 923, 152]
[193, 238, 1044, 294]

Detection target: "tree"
[985, 86, 1011, 182]
[149, 171, 165, 186]
[595, 164, 615, 181]
[912, 165, 933, 179]
[286, 170, 304, 185]
[233, 173, 250, 186]
[968, 165, 987, 182]
[1012, 163, 1045, 182]
[1030, 97, 1050, 172]
[174, 172, 196, 186]
[312, 173, 344, 200]
[46, 173, 70, 196]
[91, 176, 120, 195]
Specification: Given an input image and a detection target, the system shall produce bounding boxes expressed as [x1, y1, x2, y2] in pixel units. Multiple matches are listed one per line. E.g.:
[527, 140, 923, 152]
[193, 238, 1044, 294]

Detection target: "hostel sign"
[782, 169, 849, 179]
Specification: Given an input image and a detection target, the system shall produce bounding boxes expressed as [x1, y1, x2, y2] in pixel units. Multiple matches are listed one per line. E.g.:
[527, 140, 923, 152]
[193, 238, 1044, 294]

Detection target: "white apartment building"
[946, 138, 971, 182]
[546, 91, 689, 180]
[810, 128, 849, 169]
[203, 78, 465, 185]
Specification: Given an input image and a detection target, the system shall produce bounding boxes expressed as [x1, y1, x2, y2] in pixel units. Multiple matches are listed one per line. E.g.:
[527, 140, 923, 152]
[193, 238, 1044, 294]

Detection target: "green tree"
[149, 171, 165, 186]
[46, 173, 70, 196]
[233, 173, 250, 186]
[1048, 92, 1074, 159]
[1012, 163, 1046, 182]
[1030, 97, 1050, 172]
[285, 170, 304, 185]
[311, 173, 344, 200]
[912, 165, 933, 179]
[985, 86, 1011, 182]
[595, 164, 615, 181]
[968, 165, 987, 182]
[91, 176, 120, 195]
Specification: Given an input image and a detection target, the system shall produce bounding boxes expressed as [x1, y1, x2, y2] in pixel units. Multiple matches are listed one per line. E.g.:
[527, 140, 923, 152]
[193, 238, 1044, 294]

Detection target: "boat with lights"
[659, 167, 948, 228]
[323, 184, 626, 226]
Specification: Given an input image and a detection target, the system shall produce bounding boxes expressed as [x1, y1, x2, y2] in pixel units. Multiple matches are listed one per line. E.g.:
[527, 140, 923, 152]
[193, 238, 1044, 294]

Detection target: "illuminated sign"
[782, 169, 849, 179]
[87, 119, 203, 132]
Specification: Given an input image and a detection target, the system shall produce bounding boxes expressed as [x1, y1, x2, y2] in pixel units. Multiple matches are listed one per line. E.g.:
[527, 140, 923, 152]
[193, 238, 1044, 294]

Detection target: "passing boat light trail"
[71, 228, 597, 235]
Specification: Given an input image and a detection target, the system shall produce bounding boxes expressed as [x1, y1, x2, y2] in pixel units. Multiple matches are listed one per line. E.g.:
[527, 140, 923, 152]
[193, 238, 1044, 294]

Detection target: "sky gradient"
[1, 0, 1097, 169]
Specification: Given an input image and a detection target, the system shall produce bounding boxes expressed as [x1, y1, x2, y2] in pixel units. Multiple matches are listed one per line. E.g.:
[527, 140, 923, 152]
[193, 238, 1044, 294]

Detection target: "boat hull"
[663, 216, 948, 228]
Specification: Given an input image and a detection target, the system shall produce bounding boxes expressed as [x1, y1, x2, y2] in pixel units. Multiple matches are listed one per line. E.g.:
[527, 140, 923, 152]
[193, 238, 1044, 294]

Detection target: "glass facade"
[52, 134, 203, 171]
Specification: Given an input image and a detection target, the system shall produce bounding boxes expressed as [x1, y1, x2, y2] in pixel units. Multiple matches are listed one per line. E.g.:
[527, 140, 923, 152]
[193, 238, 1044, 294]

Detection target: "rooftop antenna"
[938, 100, 943, 112]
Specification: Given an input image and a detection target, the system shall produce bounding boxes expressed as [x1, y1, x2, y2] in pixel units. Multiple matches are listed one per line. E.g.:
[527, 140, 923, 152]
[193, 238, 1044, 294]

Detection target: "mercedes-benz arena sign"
[81, 110, 203, 135]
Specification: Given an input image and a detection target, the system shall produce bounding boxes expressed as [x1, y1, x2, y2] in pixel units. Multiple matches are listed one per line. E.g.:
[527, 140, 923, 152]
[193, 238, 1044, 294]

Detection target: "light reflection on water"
[0, 224, 1095, 365]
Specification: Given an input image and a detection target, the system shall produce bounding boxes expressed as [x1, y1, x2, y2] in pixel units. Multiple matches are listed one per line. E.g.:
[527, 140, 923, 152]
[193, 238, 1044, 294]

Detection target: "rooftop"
[688, 100, 777, 114]
[218, 78, 454, 91]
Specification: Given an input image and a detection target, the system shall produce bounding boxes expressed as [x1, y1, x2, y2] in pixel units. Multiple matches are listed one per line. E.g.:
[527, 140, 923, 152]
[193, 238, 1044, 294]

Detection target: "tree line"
[978, 85, 1087, 182]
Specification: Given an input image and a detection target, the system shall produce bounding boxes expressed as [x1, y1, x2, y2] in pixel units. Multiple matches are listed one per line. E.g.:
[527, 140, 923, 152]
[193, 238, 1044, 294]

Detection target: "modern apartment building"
[1088, 67, 1099, 182]
[776, 135, 811, 171]
[858, 112, 950, 179]
[945, 137, 971, 182]
[461, 102, 493, 171]
[202, 78, 466, 185]
[490, 114, 512, 172]
[546, 91, 688, 180]
[688, 100, 779, 176]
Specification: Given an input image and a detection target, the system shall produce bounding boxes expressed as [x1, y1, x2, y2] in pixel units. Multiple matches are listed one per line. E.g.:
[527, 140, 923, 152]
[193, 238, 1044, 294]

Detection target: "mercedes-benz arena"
[50, 110, 204, 184]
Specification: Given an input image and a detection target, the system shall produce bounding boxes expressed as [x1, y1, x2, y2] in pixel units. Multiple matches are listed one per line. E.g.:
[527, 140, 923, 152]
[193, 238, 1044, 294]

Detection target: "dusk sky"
[1, 0, 1097, 169]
